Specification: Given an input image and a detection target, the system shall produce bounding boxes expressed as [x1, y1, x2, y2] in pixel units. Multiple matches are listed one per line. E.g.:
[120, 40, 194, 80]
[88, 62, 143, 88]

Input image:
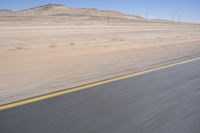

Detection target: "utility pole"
[172, 14, 175, 24]
[145, 11, 149, 22]
[107, 10, 110, 25]
[178, 14, 182, 24]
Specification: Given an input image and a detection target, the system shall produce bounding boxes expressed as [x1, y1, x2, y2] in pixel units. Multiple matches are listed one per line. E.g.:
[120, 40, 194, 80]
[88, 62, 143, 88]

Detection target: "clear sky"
[0, 0, 200, 23]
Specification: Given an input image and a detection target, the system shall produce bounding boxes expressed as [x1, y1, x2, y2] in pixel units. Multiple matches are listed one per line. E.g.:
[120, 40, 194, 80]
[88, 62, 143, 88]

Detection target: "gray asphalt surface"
[1, 60, 200, 133]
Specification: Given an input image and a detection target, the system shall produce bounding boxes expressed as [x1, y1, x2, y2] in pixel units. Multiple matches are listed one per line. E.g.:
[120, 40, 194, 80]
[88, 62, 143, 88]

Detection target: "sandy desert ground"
[0, 4, 200, 105]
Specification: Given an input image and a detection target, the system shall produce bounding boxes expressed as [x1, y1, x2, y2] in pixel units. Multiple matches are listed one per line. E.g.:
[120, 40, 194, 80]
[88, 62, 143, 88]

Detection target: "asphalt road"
[1, 60, 200, 133]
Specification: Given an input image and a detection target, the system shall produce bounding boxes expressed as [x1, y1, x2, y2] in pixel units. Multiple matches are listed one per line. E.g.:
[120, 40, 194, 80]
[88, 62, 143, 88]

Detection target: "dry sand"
[0, 4, 200, 105]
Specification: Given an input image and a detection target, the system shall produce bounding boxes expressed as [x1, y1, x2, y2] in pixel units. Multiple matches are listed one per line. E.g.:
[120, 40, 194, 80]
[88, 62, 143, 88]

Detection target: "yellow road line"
[1, 56, 200, 111]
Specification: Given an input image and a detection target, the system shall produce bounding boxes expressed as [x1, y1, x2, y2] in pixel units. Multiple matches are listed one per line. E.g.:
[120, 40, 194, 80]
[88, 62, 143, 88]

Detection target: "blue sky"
[0, 0, 199, 23]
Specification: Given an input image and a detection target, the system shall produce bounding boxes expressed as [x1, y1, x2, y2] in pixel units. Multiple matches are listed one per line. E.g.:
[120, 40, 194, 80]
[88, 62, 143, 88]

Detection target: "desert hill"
[13, 4, 143, 20]
[0, 4, 150, 25]
[0, 4, 191, 25]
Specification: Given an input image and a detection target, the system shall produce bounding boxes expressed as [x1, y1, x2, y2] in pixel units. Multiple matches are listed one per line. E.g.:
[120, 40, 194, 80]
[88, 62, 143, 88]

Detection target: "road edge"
[1, 56, 200, 111]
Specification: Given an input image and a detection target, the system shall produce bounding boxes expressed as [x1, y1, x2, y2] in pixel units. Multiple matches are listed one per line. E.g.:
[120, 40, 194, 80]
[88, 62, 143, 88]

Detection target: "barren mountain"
[0, 4, 153, 25]
[14, 4, 142, 19]
[0, 4, 197, 25]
